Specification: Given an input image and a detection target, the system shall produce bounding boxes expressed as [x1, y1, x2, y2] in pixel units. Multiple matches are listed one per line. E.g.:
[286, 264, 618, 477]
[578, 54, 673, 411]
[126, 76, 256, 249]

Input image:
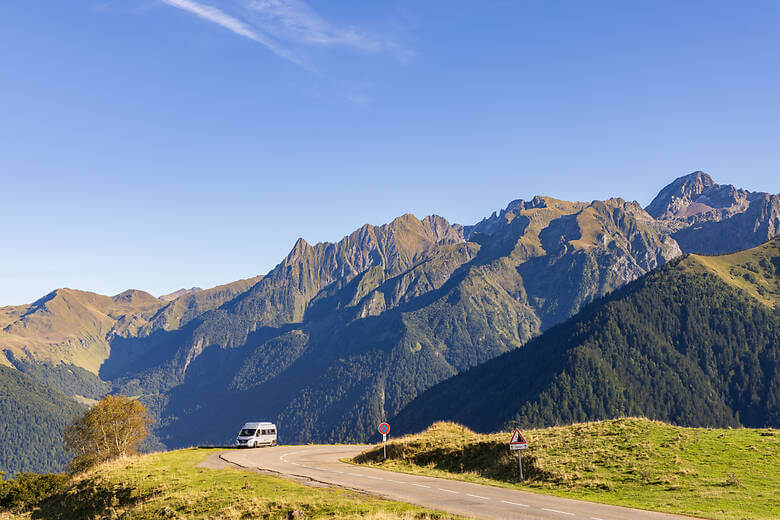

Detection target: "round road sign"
[378, 422, 390, 435]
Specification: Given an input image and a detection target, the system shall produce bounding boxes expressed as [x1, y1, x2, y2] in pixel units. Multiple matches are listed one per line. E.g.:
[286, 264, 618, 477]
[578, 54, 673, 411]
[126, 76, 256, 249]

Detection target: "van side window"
[270, 429, 276, 435]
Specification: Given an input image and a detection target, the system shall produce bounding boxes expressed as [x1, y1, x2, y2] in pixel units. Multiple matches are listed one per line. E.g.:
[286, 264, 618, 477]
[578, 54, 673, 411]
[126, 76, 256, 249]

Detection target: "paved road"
[221, 445, 692, 520]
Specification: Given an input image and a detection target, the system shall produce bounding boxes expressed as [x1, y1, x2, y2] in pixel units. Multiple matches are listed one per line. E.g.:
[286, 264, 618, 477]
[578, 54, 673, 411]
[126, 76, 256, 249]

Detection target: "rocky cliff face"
[647, 171, 779, 254]
[646, 171, 718, 219]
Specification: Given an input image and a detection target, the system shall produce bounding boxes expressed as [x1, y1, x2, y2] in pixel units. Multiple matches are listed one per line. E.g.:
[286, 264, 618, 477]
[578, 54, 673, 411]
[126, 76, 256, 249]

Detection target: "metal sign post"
[508, 428, 528, 481]
[517, 450, 523, 480]
[378, 422, 390, 460]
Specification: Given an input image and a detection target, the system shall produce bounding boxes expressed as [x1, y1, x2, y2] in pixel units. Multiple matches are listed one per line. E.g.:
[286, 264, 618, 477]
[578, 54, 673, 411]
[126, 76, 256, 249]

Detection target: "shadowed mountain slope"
[126, 198, 687, 446]
[391, 238, 780, 435]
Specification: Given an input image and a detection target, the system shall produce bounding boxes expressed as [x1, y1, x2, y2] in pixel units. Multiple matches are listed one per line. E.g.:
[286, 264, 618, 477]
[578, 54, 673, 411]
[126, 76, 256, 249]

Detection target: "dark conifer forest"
[0, 367, 84, 476]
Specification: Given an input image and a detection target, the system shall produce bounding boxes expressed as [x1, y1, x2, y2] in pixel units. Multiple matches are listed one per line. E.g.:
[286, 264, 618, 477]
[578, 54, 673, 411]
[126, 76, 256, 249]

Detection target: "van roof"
[241, 422, 275, 428]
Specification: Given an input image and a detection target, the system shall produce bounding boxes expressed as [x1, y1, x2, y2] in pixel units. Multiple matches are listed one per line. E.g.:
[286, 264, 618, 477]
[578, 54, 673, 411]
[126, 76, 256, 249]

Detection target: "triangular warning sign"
[509, 428, 527, 445]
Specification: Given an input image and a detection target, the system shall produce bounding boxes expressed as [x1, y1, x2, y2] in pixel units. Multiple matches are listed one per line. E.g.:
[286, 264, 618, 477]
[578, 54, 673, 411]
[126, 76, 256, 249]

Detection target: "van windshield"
[238, 429, 256, 437]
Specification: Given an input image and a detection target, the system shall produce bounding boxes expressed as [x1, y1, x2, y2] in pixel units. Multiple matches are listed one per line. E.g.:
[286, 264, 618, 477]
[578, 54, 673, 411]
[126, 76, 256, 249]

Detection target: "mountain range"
[1, 171, 777, 474]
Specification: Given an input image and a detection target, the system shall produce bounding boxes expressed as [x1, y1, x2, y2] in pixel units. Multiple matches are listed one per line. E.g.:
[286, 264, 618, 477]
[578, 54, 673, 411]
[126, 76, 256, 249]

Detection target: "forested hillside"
[392, 238, 780, 434]
[0, 367, 84, 476]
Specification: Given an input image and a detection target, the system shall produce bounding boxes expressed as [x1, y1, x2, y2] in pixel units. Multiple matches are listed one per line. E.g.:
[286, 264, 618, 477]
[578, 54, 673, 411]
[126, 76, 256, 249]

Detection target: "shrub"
[0, 472, 68, 511]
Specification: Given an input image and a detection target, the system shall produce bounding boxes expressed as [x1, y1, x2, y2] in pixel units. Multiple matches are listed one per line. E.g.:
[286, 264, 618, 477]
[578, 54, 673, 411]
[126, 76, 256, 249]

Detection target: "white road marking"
[279, 450, 304, 463]
[366, 476, 384, 480]
[591, 517, 606, 520]
[385, 479, 405, 484]
[331, 470, 344, 474]
[438, 488, 459, 494]
[501, 500, 529, 507]
[543, 508, 575, 516]
[410, 483, 431, 488]
[466, 493, 489, 500]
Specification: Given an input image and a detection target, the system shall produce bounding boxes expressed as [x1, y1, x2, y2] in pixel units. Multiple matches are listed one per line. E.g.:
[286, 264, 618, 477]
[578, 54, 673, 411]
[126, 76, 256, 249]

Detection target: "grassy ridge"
[691, 236, 779, 309]
[354, 419, 779, 520]
[2, 448, 460, 520]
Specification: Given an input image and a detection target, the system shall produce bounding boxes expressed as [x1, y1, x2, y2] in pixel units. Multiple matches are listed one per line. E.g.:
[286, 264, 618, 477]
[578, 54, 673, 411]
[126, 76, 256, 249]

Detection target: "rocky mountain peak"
[159, 287, 203, 302]
[646, 171, 716, 218]
[112, 289, 161, 305]
[644, 171, 778, 254]
[287, 237, 312, 259]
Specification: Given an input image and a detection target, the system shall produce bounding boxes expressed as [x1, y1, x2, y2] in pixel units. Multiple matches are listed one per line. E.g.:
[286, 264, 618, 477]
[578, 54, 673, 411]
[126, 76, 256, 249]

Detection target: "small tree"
[64, 395, 151, 473]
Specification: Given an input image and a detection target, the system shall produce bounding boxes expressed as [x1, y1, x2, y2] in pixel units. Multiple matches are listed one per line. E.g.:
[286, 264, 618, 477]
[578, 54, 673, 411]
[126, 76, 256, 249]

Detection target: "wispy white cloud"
[160, 0, 305, 66]
[247, 0, 404, 56]
[158, 0, 406, 67]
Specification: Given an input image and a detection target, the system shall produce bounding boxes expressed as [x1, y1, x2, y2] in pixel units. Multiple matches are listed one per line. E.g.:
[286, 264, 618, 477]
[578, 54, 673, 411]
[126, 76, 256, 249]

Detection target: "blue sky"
[1, 1, 778, 305]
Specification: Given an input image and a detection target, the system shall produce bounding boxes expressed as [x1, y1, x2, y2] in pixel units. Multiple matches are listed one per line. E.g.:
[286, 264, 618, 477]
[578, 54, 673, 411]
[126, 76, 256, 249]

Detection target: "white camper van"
[236, 421, 277, 448]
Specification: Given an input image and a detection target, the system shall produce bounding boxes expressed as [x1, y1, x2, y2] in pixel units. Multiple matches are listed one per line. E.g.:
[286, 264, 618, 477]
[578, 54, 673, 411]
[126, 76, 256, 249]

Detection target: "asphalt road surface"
[220, 445, 692, 520]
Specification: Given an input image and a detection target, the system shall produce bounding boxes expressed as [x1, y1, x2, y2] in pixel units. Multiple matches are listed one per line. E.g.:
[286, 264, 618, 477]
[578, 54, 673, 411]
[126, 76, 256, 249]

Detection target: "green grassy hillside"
[354, 419, 779, 520]
[0, 367, 84, 476]
[1, 449, 459, 520]
[691, 236, 779, 308]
